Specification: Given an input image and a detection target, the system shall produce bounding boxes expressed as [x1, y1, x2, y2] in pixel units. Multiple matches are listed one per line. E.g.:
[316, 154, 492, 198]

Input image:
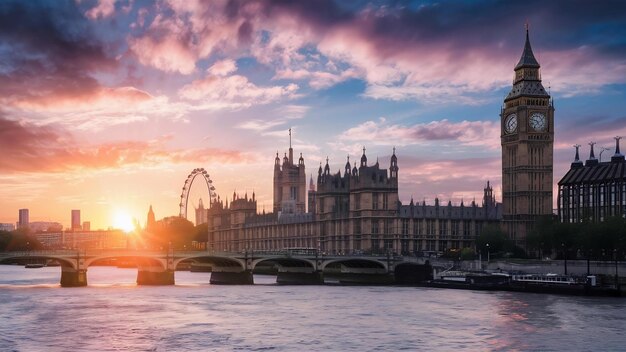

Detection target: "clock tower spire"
[501, 27, 554, 245]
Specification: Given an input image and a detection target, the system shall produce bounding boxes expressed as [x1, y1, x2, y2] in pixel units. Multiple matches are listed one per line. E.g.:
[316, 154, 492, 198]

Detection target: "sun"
[112, 210, 135, 232]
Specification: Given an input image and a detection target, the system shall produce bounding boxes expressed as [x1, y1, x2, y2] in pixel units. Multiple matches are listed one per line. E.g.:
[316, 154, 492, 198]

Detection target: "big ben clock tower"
[501, 27, 554, 244]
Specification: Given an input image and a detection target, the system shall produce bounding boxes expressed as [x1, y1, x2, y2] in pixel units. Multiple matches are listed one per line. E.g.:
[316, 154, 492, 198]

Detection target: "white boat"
[511, 273, 577, 285]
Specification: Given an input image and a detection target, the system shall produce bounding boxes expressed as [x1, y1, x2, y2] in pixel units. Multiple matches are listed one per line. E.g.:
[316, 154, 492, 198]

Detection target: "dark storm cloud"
[0, 0, 115, 105]
[260, 0, 626, 58]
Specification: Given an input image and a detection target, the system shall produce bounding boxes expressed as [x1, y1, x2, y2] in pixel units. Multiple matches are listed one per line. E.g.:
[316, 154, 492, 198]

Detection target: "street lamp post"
[486, 243, 490, 264]
[587, 249, 591, 277]
[599, 147, 611, 162]
[562, 243, 568, 275]
[614, 249, 619, 289]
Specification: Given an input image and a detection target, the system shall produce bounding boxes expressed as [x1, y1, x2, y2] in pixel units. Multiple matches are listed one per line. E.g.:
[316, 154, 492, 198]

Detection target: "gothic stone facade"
[208, 148, 502, 254]
[273, 131, 306, 215]
[501, 29, 554, 244]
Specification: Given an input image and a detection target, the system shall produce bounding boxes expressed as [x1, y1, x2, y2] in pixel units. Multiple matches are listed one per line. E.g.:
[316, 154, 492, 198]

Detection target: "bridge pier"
[137, 266, 174, 286]
[137, 269, 175, 285]
[60, 268, 87, 287]
[276, 269, 324, 285]
[394, 263, 433, 285]
[210, 270, 253, 285]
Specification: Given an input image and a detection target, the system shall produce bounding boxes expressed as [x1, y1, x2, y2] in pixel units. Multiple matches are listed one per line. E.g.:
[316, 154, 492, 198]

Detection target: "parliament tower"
[501, 28, 554, 244]
[273, 129, 306, 214]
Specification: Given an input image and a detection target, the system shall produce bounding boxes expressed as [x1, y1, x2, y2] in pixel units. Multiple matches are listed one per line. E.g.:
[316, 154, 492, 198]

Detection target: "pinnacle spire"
[515, 25, 540, 69]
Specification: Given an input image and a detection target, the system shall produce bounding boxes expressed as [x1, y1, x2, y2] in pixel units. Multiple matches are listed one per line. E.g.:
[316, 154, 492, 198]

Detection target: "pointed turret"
[288, 128, 293, 164]
[389, 147, 398, 178]
[324, 156, 330, 175]
[515, 27, 540, 69]
[571, 144, 583, 168]
[147, 205, 156, 231]
[612, 136, 625, 163]
[505, 26, 549, 101]
[360, 146, 367, 167]
[345, 155, 351, 176]
[309, 174, 315, 191]
[586, 142, 599, 166]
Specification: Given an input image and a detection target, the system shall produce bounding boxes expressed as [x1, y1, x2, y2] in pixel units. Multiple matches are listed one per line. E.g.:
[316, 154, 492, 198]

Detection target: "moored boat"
[25, 263, 44, 269]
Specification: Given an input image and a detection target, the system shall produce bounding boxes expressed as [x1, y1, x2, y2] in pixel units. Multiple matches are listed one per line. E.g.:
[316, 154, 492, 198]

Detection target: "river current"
[0, 265, 624, 351]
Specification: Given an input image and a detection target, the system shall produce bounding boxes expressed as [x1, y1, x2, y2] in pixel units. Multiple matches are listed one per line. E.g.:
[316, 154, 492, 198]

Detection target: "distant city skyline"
[1, 0, 626, 229]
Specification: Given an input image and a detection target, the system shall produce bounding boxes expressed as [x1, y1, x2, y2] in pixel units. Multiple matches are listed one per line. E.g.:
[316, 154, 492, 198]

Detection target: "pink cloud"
[6, 86, 195, 130]
[208, 59, 238, 77]
[85, 0, 116, 20]
[120, 1, 626, 102]
[178, 74, 299, 107]
[12, 86, 152, 112]
[274, 67, 359, 89]
[340, 118, 500, 149]
[129, 27, 198, 74]
[398, 156, 502, 205]
[128, 1, 258, 75]
[0, 117, 252, 173]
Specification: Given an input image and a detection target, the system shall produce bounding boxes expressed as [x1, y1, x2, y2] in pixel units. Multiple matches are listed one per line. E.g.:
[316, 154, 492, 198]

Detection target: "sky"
[1, 0, 626, 230]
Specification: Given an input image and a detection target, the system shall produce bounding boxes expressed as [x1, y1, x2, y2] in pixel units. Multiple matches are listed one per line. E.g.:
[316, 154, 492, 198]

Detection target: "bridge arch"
[85, 255, 167, 270]
[172, 254, 245, 270]
[250, 257, 316, 271]
[0, 253, 77, 270]
[321, 258, 388, 271]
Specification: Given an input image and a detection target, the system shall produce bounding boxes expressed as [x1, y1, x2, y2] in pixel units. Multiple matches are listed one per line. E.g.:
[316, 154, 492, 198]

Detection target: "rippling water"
[0, 265, 624, 351]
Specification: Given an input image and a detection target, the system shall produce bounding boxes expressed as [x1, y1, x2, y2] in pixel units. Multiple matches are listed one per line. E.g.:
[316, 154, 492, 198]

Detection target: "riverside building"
[558, 138, 626, 223]
[207, 143, 502, 254]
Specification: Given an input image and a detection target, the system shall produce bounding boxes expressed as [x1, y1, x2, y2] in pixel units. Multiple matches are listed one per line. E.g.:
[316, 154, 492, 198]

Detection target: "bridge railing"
[0, 250, 81, 257]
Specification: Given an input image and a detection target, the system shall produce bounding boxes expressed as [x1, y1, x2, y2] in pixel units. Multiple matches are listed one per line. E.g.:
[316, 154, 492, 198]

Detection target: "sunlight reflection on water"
[0, 266, 624, 351]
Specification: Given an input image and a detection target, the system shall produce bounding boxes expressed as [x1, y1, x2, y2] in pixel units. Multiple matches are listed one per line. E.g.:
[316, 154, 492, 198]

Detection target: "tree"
[0, 229, 43, 251]
[476, 225, 509, 254]
[194, 223, 208, 243]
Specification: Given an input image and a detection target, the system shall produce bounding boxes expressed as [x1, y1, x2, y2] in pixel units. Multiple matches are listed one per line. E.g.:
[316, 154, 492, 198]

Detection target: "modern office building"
[29, 221, 63, 233]
[71, 210, 81, 231]
[0, 223, 15, 232]
[18, 209, 29, 229]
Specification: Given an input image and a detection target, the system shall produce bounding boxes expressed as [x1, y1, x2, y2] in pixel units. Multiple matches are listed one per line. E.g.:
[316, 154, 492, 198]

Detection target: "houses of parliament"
[204, 28, 561, 254]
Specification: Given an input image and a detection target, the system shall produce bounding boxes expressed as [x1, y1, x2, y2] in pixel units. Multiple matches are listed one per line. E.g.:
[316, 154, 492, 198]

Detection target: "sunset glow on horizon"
[2, 0, 626, 229]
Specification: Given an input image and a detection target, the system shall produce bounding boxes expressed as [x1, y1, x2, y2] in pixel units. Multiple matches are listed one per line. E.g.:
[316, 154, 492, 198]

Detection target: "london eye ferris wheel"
[179, 168, 217, 219]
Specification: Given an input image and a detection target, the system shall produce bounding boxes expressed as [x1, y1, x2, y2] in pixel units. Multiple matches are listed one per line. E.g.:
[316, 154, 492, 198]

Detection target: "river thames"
[0, 266, 624, 351]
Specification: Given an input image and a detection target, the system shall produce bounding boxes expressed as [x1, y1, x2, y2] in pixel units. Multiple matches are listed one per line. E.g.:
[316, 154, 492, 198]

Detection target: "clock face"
[530, 112, 547, 132]
[505, 114, 517, 134]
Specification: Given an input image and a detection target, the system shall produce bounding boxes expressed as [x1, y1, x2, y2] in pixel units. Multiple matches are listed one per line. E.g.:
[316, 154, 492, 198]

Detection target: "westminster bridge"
[0, 249, 437, 287]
